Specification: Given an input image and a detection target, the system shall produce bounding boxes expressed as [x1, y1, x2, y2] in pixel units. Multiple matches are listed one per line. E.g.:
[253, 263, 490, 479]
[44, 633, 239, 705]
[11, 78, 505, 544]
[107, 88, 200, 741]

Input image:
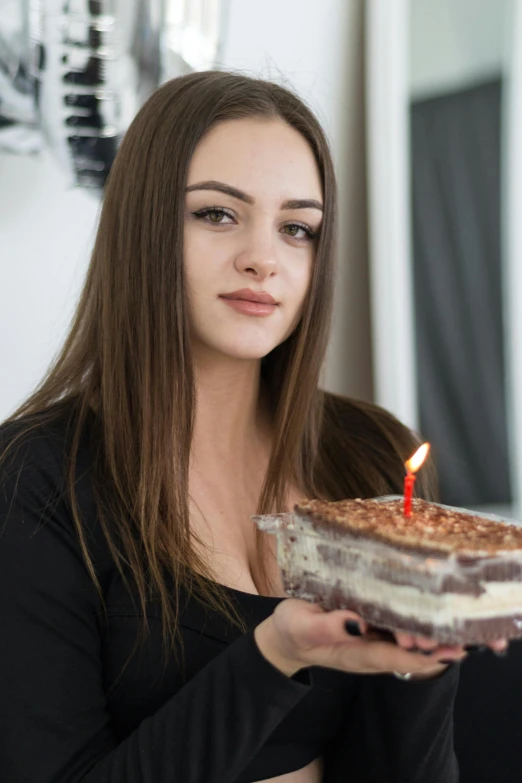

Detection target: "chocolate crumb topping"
[294, 497, 522, 556]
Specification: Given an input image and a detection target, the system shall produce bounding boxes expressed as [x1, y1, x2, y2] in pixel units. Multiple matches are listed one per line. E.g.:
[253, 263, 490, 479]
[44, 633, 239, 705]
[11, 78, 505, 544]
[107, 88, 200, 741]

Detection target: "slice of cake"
[253, 496, 522, 644]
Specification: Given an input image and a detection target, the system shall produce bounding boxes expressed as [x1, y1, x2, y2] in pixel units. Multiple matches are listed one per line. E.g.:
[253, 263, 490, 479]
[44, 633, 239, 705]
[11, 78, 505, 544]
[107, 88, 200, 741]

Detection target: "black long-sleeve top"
[0, 412, 459, 782]
[454, 637, 522, 782]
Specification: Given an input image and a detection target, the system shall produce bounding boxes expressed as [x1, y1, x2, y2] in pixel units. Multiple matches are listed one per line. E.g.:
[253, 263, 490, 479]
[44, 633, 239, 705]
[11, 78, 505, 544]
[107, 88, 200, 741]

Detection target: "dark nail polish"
[439, 659, 457, 665]
[464, 644, 486, 654]
[419, 649, 434, 656]
[345, 620, 362, 637]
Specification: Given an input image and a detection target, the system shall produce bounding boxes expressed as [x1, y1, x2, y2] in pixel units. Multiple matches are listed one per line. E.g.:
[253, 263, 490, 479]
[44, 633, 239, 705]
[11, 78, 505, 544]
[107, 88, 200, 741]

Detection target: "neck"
[191, 347, 271, 467]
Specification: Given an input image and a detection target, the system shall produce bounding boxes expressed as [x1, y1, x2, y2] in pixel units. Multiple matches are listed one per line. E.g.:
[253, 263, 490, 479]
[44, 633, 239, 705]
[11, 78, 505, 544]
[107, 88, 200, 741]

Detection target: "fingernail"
[439, 659, 457, 665]
[464, 644, 487, 654]
[419, 649, 435, 656]
[345, 620, 363, 637]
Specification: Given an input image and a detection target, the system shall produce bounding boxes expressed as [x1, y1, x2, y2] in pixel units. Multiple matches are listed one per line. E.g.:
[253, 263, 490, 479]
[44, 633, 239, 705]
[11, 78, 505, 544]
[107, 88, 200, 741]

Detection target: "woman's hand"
[254, 598, 509, 679]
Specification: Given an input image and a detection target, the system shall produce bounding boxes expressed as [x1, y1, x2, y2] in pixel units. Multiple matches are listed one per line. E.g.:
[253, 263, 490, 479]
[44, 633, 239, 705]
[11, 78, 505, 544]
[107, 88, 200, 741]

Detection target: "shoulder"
[0, 408, 109, 660]
[316, 392, 437, 500]
[0, 407, 69, 499]
[0, 402, 88, 493]
[0, 403, 108, 564]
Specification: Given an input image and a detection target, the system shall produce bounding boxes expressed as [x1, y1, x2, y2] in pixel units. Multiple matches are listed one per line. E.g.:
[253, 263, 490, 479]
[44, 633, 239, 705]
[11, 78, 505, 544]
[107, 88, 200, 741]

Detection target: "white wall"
[366, 0, 418, 430]
[409, 0, 510, 98]
[0, 0, 370, 421]
[0, 152, 100, 417]
[503, 0, 522, 517]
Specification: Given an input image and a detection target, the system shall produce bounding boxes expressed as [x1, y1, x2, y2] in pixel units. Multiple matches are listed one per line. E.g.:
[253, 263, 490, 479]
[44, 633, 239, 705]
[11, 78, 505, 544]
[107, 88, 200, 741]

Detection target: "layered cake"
[253, 496, 522, 645]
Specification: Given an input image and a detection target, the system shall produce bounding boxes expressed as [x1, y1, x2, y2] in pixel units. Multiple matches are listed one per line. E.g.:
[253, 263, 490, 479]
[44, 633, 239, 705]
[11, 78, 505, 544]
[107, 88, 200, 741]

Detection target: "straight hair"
[1, 71, 437, 678]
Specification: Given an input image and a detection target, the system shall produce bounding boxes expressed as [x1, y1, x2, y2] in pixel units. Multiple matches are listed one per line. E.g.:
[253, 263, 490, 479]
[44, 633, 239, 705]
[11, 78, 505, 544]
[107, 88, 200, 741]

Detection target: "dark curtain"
[410, 78, 511, 506]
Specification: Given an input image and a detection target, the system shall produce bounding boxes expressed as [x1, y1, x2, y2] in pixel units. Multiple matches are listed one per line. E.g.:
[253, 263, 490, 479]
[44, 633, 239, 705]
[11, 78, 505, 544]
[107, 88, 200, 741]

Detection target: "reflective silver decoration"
[163, 0, 229, 76]
[33, 0, 164, 190]
[0, 0, 228, 189]
[0, 0, 42, 153]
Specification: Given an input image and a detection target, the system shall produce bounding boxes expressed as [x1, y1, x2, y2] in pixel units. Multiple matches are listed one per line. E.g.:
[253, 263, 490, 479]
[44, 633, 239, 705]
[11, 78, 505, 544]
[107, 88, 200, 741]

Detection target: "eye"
[192, 207, 235, 224]
[282, 223, 319, 242]
[191, 207, 319, 242]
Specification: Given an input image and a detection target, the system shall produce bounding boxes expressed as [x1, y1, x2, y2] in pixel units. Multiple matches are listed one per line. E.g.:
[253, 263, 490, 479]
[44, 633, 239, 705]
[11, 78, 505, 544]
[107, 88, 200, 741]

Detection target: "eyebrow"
[185, 180, 324, 212]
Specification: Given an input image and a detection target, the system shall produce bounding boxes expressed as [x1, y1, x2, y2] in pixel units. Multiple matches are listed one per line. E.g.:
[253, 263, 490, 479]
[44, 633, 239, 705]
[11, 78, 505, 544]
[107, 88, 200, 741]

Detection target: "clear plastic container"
[252, 496, 522, 644]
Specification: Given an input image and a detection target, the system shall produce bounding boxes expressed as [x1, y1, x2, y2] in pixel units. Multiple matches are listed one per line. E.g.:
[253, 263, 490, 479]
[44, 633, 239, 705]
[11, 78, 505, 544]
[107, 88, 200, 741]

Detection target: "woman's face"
[184, 117, 323, 362]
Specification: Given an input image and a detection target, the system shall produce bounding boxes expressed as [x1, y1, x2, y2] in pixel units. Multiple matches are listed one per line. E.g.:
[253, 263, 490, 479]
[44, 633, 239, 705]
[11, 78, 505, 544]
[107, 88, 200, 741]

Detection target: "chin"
[191, 314, 296, 361]
[196, 330, 283, 361]
[216, 339, 277, 361]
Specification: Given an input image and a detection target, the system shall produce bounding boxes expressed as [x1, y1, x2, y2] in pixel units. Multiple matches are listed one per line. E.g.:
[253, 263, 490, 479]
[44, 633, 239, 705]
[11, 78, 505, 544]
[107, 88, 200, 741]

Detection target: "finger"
[394, 641, 466, 663]
[295, 606, 368, 648]
[409, 634, 440, 652]
[430, 645, 467, 663]
[393, 631, 440, 654]
[339, 611, 368, 639]
[393, 631, 417, 650]
[328, 634, 465, 677]
[348, 639, 450, 675]
[488, 637, 509, 653]
[400, 644, 466, 667]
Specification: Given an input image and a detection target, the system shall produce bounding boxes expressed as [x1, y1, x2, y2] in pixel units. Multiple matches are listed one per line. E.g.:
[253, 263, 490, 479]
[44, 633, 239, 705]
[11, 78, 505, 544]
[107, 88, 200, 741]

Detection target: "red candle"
[403, 443, 430, 518]
[404, 472, 416, 517]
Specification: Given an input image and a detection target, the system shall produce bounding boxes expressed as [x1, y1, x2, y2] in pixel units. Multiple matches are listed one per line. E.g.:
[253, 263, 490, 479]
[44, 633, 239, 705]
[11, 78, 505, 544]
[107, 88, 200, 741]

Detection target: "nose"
[233, 225, 278, 281]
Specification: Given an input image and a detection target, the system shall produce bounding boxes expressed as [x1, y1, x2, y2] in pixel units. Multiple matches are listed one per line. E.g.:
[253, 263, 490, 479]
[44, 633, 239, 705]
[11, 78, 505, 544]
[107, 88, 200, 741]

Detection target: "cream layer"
[298, 565, 522, 622]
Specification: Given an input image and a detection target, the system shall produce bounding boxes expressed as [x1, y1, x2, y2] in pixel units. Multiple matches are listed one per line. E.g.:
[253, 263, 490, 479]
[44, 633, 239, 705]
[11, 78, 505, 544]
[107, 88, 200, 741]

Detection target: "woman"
[0, 70, 507, 783]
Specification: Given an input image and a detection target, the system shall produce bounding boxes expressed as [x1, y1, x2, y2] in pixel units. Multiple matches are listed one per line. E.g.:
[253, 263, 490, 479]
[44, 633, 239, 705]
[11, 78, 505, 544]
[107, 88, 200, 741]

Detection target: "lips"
[219, 289, 278, 317]
[220, 288, 277, 305]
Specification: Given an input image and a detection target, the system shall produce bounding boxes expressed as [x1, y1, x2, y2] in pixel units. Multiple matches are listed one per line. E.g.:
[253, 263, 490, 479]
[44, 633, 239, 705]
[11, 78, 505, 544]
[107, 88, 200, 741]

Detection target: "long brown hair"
[1, 70, 437, 673]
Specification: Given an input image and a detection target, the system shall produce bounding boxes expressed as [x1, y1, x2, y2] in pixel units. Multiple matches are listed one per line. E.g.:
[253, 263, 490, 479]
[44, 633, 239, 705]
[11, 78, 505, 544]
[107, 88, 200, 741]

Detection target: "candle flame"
[405, 442, 430, 474]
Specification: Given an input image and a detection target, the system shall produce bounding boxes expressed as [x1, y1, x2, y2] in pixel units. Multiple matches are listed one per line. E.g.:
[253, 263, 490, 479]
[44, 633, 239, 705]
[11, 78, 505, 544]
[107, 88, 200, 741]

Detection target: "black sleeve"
[0, 433, 312, 783]
[323, 667, 459, 783]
